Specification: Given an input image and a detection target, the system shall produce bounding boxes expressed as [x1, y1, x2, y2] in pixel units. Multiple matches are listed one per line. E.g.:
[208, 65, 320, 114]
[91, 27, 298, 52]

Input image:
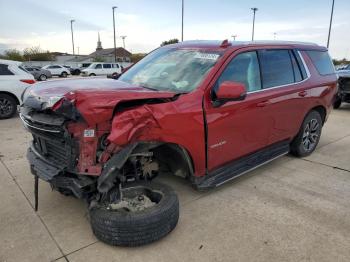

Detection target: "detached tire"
[89, 181, 179, 247]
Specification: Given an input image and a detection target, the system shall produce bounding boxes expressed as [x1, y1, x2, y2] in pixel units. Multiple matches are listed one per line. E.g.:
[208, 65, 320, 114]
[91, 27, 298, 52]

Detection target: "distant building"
[87, 33, 132, 63]
[23, 33, 132, 67]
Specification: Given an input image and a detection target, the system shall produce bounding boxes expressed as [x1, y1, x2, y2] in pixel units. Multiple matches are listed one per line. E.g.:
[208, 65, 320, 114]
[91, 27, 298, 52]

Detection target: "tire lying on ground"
[89, 181, 179, 246]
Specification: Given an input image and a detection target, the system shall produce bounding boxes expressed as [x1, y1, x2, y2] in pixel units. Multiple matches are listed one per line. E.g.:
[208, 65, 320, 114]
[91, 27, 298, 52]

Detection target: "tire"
[333, 98, 342, 109]
[89, 73, 96, 77]
[0, 94, 17, 119]
[39, 74, 47, 81]
[89, 181, 179, 247]
[61, 71, 68, 78]
[290, 110, 322, 157]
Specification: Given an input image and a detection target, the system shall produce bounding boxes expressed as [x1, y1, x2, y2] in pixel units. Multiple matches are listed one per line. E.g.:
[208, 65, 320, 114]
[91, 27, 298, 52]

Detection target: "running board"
[194, 141, 290, 190]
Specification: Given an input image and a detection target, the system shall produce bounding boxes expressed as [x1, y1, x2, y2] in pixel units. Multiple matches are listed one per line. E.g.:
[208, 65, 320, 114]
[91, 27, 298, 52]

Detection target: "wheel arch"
[310, 105, 327, 125]
[0, 91, 20, 105]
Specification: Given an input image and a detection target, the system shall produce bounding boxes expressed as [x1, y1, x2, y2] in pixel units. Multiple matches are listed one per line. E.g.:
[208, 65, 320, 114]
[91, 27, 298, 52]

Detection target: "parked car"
[334, 69, 350, 108]
[81, 62, 122, 76]
[42, 64, 71, 77]
[20, 40, 337, 246]
[0, 59, 35, 119]
[25, 66, 52, 81]
[70, 63, 92, 75]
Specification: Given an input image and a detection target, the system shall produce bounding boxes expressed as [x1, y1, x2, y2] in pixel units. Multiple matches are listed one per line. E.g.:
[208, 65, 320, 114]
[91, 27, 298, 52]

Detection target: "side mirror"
[213, 81, 247, 107]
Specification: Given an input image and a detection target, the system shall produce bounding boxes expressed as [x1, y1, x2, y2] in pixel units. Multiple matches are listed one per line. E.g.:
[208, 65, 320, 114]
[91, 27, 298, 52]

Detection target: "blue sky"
[0, 0, 349, 59]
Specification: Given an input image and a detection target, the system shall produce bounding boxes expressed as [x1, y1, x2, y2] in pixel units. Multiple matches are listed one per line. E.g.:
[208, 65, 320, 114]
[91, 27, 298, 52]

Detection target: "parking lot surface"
[1, 105, 350, 262]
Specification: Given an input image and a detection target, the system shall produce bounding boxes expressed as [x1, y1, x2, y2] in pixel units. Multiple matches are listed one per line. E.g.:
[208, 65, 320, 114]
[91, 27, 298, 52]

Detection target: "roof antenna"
[220, 39, 231, 48]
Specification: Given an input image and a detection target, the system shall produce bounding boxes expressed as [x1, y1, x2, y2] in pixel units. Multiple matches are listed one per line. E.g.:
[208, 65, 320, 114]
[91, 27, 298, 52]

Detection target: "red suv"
[21, 40, 337, 246]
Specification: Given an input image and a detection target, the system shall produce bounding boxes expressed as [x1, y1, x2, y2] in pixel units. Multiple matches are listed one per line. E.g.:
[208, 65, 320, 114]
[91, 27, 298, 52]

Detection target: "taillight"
[20, 79, 36, 84]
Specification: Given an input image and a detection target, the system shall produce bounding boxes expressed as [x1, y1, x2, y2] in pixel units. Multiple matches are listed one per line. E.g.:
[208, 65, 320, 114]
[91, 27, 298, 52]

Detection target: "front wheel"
[89, 181, 179, 246]
[89, 73, 96, 77]
[61, 72, 68, 78]
[290, 110, 322, 157]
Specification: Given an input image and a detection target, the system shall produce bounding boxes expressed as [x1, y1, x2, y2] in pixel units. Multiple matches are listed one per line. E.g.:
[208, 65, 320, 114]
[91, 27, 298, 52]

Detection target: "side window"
[0, 64, 14, 75]
[259, 50, 294, 88]
[95, 64, 102, 69]
[215, 51, 261, 93]
[306, 50, 335, 75]
[103, 64, 112, 69]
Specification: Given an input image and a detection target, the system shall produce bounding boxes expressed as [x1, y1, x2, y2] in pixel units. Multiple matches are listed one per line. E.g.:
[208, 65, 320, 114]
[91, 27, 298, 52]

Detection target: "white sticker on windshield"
[194, 53, 220, 61]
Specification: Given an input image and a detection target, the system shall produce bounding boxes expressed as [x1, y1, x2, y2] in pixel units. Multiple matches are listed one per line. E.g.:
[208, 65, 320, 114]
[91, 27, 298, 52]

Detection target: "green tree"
[4, 49, 24, 61]
[160, 38, 179, 47]
[131, 53, 146, 63]
[23, 46, 53, 61]
[93, 56, 105, 62]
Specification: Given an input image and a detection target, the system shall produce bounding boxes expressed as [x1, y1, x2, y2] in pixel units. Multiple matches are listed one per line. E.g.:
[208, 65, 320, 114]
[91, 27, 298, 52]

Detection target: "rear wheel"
[39, 74, 47, 81]
[0, 94, 17, 119]
[61, 71, 68, 78]
[290, 110, 322, 157]
[89, 181, 179, 246]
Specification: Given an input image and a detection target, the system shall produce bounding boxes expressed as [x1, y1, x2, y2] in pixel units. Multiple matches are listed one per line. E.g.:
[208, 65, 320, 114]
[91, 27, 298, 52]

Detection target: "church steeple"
[96, 32, 103, 51]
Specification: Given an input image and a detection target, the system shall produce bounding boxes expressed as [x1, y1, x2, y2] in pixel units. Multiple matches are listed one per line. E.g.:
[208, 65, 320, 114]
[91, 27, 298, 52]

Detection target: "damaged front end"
[20, 80, 179, 206]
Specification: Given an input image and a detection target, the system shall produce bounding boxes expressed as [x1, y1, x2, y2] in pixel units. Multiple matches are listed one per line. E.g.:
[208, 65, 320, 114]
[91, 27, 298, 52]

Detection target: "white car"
[0, 59, 35, 119]
[42, 64, 71, 78]
[81, 63, 122, 77]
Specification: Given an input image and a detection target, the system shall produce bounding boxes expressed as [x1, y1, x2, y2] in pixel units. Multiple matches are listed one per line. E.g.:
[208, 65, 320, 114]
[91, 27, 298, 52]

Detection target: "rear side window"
[306, 50, 334, 75]
[290, 51, 303, 82]
[215, 51, 261, 93]
[103, 64, 112, 69]
[0, 64, 14, 75]
[258, 50, 294, 89]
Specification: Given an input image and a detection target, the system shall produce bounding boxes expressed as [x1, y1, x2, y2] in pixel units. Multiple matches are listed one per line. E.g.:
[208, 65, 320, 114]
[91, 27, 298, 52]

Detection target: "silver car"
[25, 66, 52, 81]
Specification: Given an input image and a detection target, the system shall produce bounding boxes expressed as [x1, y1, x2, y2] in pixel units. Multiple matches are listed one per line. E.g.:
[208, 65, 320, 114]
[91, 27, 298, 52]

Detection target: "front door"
[205, 50, 273, 171]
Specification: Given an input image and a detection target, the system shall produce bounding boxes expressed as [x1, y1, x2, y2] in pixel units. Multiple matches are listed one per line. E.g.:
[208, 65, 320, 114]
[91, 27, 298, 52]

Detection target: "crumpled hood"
[22, 78, 176, 125]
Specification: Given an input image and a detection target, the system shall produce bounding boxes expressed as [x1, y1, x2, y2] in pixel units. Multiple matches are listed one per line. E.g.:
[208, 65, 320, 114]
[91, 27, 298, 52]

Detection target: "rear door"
[255, 49, 310, 144]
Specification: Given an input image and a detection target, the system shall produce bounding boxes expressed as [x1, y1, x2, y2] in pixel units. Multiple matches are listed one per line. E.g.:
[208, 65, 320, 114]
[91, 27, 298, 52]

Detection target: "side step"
[195, 140, 290, 190]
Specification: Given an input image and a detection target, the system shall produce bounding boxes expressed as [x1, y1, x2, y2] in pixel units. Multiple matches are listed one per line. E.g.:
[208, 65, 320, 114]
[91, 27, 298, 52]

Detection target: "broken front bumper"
[27, 143, 64, 181]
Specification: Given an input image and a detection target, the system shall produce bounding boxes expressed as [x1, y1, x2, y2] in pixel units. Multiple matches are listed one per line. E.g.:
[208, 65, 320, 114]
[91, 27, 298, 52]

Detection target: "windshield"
[119, 48, 222, 93]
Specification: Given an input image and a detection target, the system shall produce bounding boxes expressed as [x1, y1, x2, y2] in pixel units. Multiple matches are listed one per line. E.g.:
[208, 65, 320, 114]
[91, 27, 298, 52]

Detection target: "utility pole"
[273, 32, 277, 40]
[120, 36, 127, 49]
[112, 6, 117, 62]
[231, 35, 237, 41]
[251, 7, 258, 41]
[70, 19, 75, 55]
[327, 0, 335, 48]
[181, 0, 184, 41]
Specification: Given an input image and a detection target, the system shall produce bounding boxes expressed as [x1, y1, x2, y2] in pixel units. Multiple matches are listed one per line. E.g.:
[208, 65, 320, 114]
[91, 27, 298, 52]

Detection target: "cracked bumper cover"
[27, 143, 64, 181]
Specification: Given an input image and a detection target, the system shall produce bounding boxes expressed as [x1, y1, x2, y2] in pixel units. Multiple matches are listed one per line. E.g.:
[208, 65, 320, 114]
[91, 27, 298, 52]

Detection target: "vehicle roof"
[171, 40, 327, 51]
[0, 59, 22, 65]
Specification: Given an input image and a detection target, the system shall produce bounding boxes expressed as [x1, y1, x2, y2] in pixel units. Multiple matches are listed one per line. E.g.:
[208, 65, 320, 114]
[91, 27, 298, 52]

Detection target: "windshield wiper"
[138, 84, 159, 91]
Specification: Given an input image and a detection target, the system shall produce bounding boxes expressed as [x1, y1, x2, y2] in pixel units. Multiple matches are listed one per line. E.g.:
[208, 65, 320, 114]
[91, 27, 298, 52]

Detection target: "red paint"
[34, 41, 337, 178]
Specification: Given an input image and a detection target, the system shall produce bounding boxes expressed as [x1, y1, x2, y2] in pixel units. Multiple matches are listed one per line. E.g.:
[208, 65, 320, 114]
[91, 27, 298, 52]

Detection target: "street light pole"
[327, 0, 335, 48]
[112, 6, 117, 62]
[70, 19, 75, 55]
[181, 0, 184, 41]
[120, 36, 127, 49]
[251, 7, 258, 41]
[231, 35, 237, 41]
[273, 32, 277, 40]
